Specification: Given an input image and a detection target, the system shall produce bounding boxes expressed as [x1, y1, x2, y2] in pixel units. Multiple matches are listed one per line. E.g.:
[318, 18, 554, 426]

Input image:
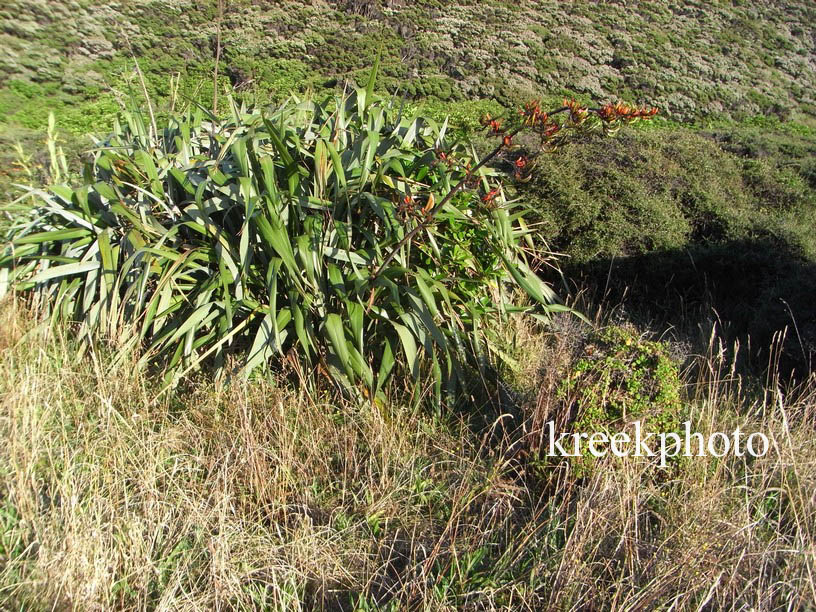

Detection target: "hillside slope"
[1, 0, 815, 133]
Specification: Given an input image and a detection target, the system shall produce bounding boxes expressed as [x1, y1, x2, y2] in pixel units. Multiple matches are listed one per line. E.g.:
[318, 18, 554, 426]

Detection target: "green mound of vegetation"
[557, 325, 685, 477]
[520, 126, 816, 264]
[511, 124, 816, 377]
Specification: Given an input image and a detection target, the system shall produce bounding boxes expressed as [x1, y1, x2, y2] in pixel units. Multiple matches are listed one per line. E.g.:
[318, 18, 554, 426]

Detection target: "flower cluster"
[597, 102, 659, 123]
[430, 97, 658, 220]
[563, 98, 589, 124]
[541, 121, 561, 139]
[434, 148, 459, 169]
[398, 193, 435, 221]
[519, 99, 549, 127]
[398, 193, 417, 219]
[481, 187, 501, 208]
[513, 155, 528, 180]
[480, 114, 504, 135]
[517, 99, 564, 145]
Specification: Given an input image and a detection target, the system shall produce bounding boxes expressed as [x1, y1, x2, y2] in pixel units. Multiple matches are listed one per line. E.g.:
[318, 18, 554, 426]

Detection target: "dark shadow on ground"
[564, 237, 816, 381]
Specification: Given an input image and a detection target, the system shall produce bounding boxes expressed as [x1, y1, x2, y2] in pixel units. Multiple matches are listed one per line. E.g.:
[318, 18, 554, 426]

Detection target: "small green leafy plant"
[557, 325, 685, 476]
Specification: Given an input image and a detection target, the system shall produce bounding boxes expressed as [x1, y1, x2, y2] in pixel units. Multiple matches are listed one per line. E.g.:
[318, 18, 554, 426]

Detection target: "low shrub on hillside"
[513, 126, 816, 378]
[518, 128, 816, 263]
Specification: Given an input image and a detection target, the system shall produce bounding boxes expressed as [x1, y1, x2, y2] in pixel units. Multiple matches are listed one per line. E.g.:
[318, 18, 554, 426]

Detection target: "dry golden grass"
[0, 298, 814, 610]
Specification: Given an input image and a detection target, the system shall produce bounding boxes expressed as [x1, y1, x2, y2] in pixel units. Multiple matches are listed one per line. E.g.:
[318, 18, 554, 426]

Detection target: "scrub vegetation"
[0, 0, 814, 609]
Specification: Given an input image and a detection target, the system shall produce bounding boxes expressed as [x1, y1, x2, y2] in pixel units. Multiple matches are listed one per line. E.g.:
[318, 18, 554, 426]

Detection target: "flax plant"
[0, 65, 655, 401]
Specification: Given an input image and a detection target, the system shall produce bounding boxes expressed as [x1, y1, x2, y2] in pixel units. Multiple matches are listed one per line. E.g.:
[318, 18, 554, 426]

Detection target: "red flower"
[482, 188, 500, 203]
[543, 122, 561, 138]
[598, 103, 617, 121]
[597, 102, 658, 123]
[481, 114, 502, 133]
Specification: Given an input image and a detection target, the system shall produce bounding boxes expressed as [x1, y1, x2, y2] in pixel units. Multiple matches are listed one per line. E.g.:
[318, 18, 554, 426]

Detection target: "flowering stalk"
[370, 120, 528, 283]
[368, 99, 658, 292]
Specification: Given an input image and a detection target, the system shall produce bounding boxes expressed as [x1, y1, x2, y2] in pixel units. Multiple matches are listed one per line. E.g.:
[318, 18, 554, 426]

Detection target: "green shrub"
[518, 131, 694, 262]
[557, 325, 685, 476]
[518, 127, 816, 263]
[0, 79, 568, 403]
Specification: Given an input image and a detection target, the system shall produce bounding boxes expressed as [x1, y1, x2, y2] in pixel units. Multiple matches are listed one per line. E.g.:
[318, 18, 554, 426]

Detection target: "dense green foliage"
[557, 325, 684, 476]
[0, 85, 572, 400]
[519, 126, 816, 264]
[508, 125, 816, 376]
